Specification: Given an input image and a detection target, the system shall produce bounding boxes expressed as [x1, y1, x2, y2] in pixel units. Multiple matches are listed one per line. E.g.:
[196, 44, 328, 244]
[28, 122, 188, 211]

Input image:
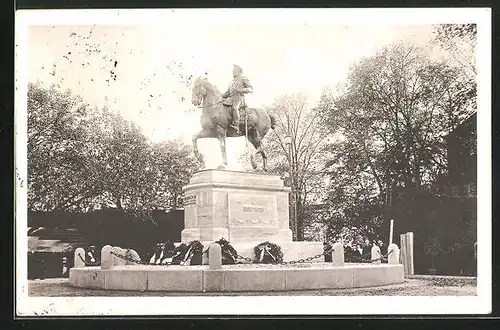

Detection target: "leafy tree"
[91, 109, 152, 212]
[28, 83, 201, 220]
[27, 82, 104, 212]
[148, 139, 202, 211]
[318, 42, 476, 242]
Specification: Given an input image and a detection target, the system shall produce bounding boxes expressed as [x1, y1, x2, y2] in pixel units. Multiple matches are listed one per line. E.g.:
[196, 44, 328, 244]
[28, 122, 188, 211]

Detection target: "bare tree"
[264, 93, 329, 241]
[432, 23, 476, 78]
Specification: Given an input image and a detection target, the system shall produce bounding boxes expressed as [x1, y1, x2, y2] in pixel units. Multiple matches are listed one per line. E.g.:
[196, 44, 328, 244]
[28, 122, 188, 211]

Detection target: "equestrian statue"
[191, 65, 276, 171]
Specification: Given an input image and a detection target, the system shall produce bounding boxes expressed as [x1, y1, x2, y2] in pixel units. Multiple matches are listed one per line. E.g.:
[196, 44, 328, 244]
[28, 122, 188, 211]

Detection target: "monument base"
[181, 169, 294, 245]
[70, 263, 405, 292]
[181, 169, 324, 263]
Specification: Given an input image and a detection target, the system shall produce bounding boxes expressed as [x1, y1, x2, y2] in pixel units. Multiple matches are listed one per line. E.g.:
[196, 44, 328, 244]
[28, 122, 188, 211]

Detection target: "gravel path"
[28, 277, 476, 297]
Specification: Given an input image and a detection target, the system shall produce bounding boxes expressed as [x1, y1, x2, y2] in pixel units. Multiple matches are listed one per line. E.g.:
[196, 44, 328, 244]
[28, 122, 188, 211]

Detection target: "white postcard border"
[15, 7, 492, 316]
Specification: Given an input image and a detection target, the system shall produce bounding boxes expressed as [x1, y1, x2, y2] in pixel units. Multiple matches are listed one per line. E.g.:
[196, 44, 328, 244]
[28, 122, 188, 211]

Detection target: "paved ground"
[28, 276, 476, 296]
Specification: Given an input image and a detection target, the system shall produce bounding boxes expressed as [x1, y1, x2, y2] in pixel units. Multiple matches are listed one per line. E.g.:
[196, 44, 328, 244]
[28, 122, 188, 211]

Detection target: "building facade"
[445, 112, 477, 199]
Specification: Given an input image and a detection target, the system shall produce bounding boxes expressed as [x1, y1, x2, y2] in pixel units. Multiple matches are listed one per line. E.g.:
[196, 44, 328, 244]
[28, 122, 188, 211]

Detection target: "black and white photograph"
[15, 8, 491, 316]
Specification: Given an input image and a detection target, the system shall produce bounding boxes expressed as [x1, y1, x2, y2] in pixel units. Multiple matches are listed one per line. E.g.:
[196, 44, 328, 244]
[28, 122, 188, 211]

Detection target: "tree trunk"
[116, 196, 123, 210]
[172, 194, 178, 210]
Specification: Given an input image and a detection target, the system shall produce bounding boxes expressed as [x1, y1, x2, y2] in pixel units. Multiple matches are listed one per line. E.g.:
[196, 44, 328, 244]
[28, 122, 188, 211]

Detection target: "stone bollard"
[112, 247, 127, 266]
[125, 249, 141, 265]
[332, 242, 344, 267]
[74, 247, 86, 268]
[388, 243, 400, 265]
[371, 245, 382, 265]
[209, 243, 222, 270]
[101, 245, 113, 270]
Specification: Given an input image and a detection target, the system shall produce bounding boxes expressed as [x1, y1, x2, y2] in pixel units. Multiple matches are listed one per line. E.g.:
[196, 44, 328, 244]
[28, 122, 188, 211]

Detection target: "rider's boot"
[230, 107, 240, 133]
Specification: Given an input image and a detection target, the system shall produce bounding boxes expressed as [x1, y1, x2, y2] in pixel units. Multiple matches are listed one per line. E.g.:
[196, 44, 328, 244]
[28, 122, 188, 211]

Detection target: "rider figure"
[221, 64, 253, 133]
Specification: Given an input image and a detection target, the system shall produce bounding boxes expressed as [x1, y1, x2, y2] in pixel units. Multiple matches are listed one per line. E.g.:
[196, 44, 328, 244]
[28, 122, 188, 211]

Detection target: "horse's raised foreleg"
[192, 129, 215, 166]
[192, 131, 204, 164]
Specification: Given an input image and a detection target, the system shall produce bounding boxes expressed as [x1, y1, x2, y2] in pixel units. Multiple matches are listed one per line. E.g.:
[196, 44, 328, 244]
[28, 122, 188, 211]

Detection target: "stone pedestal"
[181, 170, 323, 262]
[182, 169, 293, 245]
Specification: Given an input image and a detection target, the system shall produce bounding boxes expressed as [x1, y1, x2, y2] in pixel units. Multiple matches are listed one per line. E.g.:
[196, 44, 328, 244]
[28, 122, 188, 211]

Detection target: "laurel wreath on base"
[179, 240, 204, 266]
[214, 237, 238, 265]
[254, 241, 284, 264]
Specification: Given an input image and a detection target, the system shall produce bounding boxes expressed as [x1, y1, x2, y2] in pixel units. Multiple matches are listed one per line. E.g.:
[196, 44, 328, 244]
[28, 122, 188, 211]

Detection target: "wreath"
[149, 240, 176, 265]
[171, 243, 188, 265]
[175, 240, 204, 266]
[214, 237, 238, 265]
[254, 241, 283, 264]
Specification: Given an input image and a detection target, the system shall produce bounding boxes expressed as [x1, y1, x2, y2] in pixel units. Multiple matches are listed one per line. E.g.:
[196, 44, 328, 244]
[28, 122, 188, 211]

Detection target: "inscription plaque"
[183, 195, 197, 206]
[228, 193, 277, 227]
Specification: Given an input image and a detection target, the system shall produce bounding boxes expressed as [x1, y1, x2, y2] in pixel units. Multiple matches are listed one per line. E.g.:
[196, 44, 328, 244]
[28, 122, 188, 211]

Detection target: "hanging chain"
[233, 246, 334, 266]
[279, 246, 334, 266]
[80, 245, 393, 267]
[351, 248, 394, 263]
[368, 248, 394, 263]
[236, 254, 254, 263]
[77, 253, 101, 267]
[110, 251, 177, 266]
[109, 251, 152, 265]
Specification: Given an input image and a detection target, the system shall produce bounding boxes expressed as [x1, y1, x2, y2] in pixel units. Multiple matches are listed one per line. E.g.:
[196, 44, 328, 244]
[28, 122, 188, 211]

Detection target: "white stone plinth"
[332, 242, 345, 267]
[371, 245, 382, 264]
[101, 245, 113, 270]
[74, 248, 86, 268]
[209, 243, 222, 270]
[388, 243, 400, 265]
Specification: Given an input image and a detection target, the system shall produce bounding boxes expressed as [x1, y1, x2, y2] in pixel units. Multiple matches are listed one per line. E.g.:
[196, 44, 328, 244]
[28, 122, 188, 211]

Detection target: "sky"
[27, 22, 436, 169]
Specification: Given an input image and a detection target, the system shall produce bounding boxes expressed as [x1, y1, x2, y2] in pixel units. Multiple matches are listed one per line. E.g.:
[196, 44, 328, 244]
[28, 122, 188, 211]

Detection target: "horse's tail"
[269, 113, 277, 129]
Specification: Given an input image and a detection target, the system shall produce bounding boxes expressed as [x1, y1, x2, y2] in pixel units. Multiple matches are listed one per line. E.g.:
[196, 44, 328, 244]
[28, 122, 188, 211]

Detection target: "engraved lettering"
[228, 193, 278, 227]
[184, 195, 197, 206]
[243, 206, 265, 212]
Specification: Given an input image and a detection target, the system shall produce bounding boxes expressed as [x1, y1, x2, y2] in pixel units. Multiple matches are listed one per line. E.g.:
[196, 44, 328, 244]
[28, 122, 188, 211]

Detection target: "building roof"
[27, 227, 88, 253]
[446, 111, 477, 139]
[28, 236, 77, 253]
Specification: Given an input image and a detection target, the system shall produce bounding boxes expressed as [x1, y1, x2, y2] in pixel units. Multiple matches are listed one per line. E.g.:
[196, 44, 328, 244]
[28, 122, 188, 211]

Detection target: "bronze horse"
[191, 76, 276, 171]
